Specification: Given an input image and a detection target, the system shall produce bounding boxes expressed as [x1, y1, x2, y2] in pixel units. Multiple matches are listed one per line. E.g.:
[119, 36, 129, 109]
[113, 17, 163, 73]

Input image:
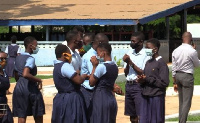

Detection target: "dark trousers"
[80, 86, 94, 110]
[175, 72, 194, 123]
[124, 82, 143, 118]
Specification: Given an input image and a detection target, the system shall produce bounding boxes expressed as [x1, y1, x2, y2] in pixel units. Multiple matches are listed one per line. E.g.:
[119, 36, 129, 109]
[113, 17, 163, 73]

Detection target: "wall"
[0, 40, 169, 66]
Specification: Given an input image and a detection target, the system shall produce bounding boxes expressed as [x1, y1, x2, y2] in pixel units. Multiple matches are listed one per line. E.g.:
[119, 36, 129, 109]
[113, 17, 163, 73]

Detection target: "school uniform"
[68, 46, 82, 71]
[124, 48, 150, 117]
[90, 61, 118, 123]
[81, 48, 97, 109]
[5, 44, 21, 77]
[0, 70, 13, 123]
[139, 56, 169, 123]
[51, 60, 87, 123]
[12, 52, 45, 117]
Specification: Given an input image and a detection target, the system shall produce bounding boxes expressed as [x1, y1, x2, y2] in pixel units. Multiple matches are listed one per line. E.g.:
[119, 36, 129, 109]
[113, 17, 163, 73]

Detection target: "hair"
[84, 33, 95, 42]
[73, 26, 85, 33]
[66, 30, 79, 43]
[131, 32, 145, 41]
[55, 44, 70, 58]
[24, 36, 36, 49]
[11, 35, 17, 43]
[94, 33, 109, 43]
[147, 38, 161, 50]
[97, 43, 112, 56]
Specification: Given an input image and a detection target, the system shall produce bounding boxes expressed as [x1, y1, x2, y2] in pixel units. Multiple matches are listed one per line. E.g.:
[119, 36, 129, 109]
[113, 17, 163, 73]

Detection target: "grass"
[116, 67, 200, 93]
[169, 67, 200, 87]
[10, 75, 53, 83]
[166, 115, 200, 121]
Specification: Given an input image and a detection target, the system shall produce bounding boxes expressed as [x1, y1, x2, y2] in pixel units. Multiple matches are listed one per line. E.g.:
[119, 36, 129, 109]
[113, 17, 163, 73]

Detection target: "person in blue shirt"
[137, 38, 169, 123]
[123, 32, 150, 123]
[0, 51, 13, 123]
[81, 33, 110, 109]
[51, 44, 88, 123]
[89, 43, 118, 123]
[12, 36, 45, 123]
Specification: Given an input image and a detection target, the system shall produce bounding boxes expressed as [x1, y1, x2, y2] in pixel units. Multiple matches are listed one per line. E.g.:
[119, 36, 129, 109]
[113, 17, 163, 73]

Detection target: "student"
[0, 51, 13, 123]
[5, 35, 21, 94]
[89, 43, 118, 123]
[12, 36, 45, 123]
[5, 35, 21, 77]
[51, 44, 88, 123]
[137, 38, 169, 123]
[79, 33, 95, 56]
[66, 30, 83, 74]
[81, 33, 122, 111]
[123, 32, 150, 123]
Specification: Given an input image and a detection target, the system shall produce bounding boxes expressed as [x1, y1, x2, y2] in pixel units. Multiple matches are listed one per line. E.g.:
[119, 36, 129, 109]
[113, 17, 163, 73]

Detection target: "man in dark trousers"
[123, 32, 150, 123]
[172, 32, 200, 123]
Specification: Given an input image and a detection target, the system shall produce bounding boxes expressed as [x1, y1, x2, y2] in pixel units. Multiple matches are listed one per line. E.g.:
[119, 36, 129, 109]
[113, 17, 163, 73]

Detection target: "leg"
[124, 84, 137, 122]
[179, 74, 194, 123]
[18, 117, 26, 123]
[130, 116, 138, 123]
[34, 116, 43, 123]
[177, 82, 183, 121]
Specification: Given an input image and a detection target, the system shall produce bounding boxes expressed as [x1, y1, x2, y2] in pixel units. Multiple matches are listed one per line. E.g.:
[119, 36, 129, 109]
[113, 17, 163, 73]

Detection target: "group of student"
[1, 26, 193, 123]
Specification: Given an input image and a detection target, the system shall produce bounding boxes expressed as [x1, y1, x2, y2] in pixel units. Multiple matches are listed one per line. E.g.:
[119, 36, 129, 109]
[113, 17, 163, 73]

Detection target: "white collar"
[155, 56, 162, 61]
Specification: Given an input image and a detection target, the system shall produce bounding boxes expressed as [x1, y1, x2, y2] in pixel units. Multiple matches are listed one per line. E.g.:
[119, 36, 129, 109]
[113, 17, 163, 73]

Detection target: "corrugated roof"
[0, 0, 199, 25]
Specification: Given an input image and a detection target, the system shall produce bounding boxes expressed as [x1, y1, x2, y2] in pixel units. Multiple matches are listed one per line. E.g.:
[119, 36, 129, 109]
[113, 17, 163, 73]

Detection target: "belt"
[81, 86, 94, 92]
[176, 71, 192, 75]
[126, 80, 137, 84]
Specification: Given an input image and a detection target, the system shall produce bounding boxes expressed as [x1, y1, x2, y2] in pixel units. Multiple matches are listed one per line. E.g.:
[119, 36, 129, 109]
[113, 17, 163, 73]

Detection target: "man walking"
[172, 32, 200, 123]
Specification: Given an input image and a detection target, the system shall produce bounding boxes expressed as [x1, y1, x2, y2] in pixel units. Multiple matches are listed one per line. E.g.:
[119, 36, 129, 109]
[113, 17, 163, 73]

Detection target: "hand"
[173, 84, 178, 93]
[113, 84, 124, 95]
[38, 81, 42, 90]
[90, 56, 99, 67]
[136, 74, 146, 83]
[123, 54, 130, 63]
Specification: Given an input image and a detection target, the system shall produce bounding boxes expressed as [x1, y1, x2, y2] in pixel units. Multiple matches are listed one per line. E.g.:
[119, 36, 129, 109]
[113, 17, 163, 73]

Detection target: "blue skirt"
[51, 91, 88, 123]
[0, 96, 13, 123]
[139, 94, 165, 123]
[12, 77, 45, 117]
[5, 57, 15, 77]
[90, 88, 117, 123]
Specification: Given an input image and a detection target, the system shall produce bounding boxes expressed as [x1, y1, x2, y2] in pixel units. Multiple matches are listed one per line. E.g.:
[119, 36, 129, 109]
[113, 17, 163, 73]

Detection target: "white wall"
[187, 23, 200, 38]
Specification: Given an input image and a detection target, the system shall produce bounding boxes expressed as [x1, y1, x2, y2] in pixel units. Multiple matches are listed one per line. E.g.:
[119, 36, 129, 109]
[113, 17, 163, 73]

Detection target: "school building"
[0, 0, 200, 66]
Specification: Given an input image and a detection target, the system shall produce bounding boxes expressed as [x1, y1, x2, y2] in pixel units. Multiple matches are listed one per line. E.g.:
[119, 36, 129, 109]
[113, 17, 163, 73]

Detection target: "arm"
[144, 64, 169, 88]
[124, 63, 129, 77]
[71, 74, 87, 85]
[23, 67, 42, 83]
[89, 66, 98, 87]
[14, 70, 19, 82]
[129, 60, 143, 75]
[191, 50, 200, 68]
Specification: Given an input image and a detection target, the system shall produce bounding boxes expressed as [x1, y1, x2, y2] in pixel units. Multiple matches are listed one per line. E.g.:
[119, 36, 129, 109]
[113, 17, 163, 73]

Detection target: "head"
[11, 35, 17, 44]
[0, 51, 7, 69]
[66, 30, 83, 49]
[182, 32, 192, 44]
[73, 26, 85, 38]
[145, 38, 160, 57]
[92, 33, 109, 51]
[83, 33, 95, 52]
[130, 32, 145, 49]
[96, 43, 112, 62]
[55, 44, 72, 63]
[24, 36, 39, 54]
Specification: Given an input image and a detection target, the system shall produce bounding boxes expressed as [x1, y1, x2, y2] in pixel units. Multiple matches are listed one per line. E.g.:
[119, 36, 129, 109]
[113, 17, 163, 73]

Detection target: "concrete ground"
[6, 67, 200, 123]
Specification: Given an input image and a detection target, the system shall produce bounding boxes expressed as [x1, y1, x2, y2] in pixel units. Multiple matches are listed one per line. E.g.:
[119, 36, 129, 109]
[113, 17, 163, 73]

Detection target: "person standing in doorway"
[172, 32, 200, 123]
[123, 32, 150, 123]
[5, 35, 21, 94]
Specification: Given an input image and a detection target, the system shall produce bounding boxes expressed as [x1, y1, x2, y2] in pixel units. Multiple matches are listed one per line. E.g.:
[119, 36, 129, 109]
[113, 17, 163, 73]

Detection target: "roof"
[0, 0, 199, 26]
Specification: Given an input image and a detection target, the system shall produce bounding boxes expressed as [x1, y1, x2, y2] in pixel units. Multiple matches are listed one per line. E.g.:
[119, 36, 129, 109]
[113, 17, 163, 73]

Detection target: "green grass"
[116, 67, 200, 92]
[169, 67, 200, 87]
[10, 75, 53, 83]
[166, 114, 200, 121]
